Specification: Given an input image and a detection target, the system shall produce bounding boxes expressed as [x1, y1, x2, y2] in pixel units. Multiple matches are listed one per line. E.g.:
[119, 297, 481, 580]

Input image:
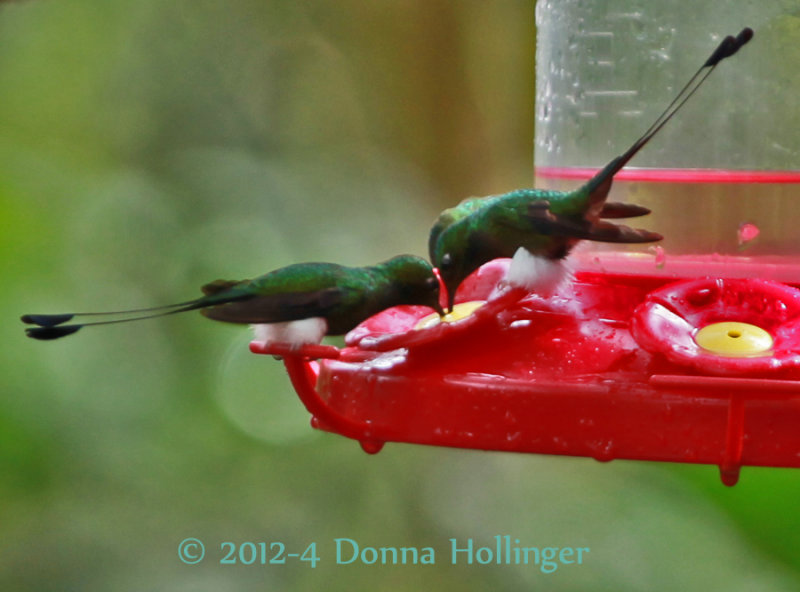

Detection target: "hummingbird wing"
[598, 202, 651, 219]
[517, 202, 662, 244]
[572, 220, 663, 243]
[201, 286, 345, 324]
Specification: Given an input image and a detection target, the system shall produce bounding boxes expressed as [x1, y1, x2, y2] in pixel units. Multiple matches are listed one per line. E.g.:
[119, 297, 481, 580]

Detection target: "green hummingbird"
[22, 255, 444, 345]
[430, 27, 754, 310]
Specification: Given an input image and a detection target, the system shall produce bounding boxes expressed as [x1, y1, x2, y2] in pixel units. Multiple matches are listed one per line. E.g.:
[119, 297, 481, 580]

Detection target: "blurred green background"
[3, 1, 800, 590]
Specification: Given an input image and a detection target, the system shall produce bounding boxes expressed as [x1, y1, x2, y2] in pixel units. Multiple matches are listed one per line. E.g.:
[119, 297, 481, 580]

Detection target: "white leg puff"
[251, 317, 328, 350]
[503, 247, 571, 297]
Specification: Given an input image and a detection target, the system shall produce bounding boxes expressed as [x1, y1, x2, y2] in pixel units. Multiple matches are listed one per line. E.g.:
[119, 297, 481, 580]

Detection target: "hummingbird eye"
[425, 277, 438, 291]
[440, 254, 453, 269]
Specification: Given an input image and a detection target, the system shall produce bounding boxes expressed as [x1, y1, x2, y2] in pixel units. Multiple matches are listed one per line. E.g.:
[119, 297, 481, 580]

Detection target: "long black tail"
[21, 293, 250, 340]
[21, 300, 202, 340]
[584, 27, 753, 202]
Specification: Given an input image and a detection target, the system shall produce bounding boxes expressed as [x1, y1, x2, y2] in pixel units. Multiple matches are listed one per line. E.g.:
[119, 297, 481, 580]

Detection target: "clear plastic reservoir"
[534, 0, 800, 264]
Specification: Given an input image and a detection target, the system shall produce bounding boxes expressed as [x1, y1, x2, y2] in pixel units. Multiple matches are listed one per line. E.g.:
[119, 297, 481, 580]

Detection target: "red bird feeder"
[250, 7, 800, 485]
[251, 253, 800, 486]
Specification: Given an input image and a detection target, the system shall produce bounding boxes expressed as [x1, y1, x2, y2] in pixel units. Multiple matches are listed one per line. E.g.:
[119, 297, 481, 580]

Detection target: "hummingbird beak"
[446, 292, 456, 316]
[430, 266, 448, 317]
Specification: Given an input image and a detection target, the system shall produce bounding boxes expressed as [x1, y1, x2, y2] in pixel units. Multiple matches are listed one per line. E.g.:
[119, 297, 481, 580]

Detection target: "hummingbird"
[430, 27, 754, 310]
[22, 255, 444, 346]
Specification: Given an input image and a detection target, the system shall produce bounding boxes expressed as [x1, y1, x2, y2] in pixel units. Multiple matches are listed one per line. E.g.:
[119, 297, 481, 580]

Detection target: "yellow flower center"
[694, 321, 773, 357]
[415, 301, 486, 330]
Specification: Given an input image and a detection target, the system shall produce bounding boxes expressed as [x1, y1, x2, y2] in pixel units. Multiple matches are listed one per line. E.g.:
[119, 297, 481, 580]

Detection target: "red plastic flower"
[631, 278, 800, 376]
[344, 259, 527, 352]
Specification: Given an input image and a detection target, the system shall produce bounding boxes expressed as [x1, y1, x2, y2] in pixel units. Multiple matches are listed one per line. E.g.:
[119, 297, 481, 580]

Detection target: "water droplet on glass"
[650, 245, 666, 269]
[737, 222, 760, 248]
